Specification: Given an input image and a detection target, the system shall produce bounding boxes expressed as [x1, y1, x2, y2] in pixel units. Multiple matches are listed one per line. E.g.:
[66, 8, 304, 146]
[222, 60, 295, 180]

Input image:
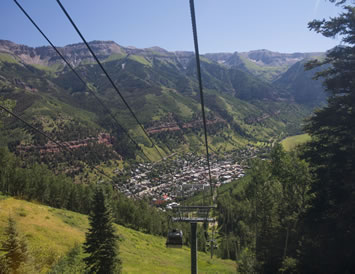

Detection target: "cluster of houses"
[115, 152, 246, 206]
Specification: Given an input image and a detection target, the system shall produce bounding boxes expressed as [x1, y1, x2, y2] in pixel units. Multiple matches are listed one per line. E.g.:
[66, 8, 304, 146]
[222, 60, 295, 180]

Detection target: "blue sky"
[0, 0, 343, 53]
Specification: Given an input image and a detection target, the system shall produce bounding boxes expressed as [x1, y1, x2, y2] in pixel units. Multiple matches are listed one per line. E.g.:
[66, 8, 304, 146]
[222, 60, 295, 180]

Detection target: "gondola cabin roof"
[166, 229, 183, 248]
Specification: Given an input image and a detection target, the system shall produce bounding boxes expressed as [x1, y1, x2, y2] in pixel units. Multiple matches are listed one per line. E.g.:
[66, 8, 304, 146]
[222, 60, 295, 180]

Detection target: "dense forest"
[217, 145, 312, 272]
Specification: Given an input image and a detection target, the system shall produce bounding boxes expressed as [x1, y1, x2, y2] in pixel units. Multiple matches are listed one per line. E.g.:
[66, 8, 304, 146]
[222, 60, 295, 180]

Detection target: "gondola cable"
[0, 104, 114, 182]
[189, 0, 214, 201]
[55, 0, 164, 160]
[13, 0, 151, 163]
[166, 4, 217, 267]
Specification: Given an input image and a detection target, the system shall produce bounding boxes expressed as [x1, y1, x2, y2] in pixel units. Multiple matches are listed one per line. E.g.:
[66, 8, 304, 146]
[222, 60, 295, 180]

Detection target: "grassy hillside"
[280, 133, 311, 151]
[0, 197, 235, 273]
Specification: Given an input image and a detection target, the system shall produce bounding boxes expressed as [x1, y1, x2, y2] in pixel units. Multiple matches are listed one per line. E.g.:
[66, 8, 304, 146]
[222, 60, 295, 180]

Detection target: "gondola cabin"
[166, 229, 183, 248]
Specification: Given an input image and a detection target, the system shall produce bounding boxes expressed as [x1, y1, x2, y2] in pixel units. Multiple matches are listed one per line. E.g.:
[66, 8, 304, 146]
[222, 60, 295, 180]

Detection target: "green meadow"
[281, 133, 311, 151]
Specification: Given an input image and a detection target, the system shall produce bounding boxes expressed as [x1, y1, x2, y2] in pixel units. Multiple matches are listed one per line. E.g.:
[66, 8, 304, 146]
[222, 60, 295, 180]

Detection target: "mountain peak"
[145, 46, 168, 54]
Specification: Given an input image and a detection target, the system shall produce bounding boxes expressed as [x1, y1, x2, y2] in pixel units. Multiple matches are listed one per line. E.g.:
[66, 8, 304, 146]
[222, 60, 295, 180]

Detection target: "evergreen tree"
[83, 187, 121, 274]
[0, 98, 15, 127]
[300, 1, 355, 272]
[0, 217, 28, 273]
[0, 98, 15, 146]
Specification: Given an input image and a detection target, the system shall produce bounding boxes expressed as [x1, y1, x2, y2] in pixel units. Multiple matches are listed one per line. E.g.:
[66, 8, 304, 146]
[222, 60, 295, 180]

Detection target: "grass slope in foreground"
[0, 197, 235, 273]
[280, 133, 311, 151]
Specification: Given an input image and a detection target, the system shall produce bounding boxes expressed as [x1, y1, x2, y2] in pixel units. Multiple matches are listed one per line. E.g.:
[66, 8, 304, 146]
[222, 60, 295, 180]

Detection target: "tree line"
[0, 147, 168, 236]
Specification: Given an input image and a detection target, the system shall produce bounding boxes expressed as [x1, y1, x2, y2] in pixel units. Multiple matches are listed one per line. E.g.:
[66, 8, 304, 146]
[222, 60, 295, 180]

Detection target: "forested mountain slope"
[273, 59, 327, 106]
[0, 40, 323, 179]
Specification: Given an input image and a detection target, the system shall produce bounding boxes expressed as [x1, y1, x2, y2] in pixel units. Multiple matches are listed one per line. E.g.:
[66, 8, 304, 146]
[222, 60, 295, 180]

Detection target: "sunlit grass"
[281, 133, 311, 151]
[0, 197, 235, 273]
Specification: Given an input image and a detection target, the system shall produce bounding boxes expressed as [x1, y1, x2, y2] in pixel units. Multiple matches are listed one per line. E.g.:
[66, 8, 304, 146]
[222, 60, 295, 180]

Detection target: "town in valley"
[113, 145, 264, 207]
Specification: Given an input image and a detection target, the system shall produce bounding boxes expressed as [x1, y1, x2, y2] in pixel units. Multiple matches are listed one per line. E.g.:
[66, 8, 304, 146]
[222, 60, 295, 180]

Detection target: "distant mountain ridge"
[0, 40, 323, 77]
[0, 39, 327, 105]
[205, 49, 322, 67]
[0, 40, 192, 67]
[240, 49, 322, 67]
[203, 48, 323, 81]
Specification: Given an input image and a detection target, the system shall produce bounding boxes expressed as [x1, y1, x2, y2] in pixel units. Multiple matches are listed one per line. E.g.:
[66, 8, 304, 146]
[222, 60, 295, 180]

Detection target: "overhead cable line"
[0, 104, 114, 182]
[55, 0, 164, 160]
[13, 0, 150, 163]
[189, 0, 214, 199]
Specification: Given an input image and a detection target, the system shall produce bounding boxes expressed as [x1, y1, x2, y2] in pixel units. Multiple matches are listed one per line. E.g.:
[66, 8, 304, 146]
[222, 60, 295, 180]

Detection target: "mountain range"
[0, 39, 326, 178]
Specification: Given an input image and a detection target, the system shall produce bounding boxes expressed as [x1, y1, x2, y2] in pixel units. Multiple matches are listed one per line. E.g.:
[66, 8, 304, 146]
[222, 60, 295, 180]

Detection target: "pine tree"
[300, 1, 355, 272]
[0, 217, 28, 273]
[83, 187, 121, 274]
[0, 98, 15, 127]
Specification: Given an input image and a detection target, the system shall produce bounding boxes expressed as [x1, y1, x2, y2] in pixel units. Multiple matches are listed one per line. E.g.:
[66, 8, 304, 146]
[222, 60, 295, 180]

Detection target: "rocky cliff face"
[146, 117, 226, 134]
[0, 39, 198, 72]
[0, 39, 323, 71]
[17, 133, 113, 154]
[0, 40, 125, 66]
